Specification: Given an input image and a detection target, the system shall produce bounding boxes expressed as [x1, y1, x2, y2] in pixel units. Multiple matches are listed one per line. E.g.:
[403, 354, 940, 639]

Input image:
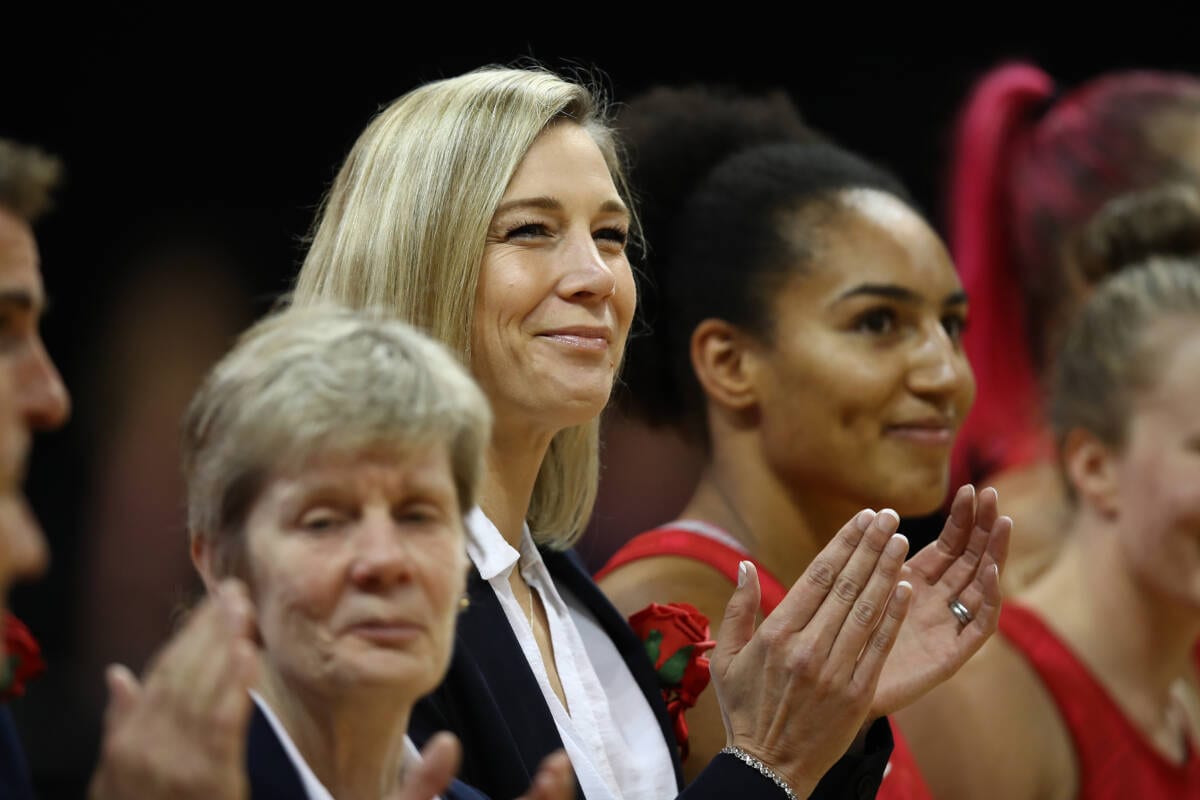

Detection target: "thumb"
[103, 664, 141, 727]
[392, 732, 460, 800]
[712, 560, 761, 664]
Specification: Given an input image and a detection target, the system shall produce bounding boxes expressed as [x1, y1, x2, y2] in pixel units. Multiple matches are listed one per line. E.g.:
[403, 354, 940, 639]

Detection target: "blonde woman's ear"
[1062, 427, 1120, 518]
[190, 533, 223, 594]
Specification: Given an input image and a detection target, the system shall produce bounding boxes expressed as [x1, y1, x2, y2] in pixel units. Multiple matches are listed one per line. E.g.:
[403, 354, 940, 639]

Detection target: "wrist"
[720, 745, 814, 800]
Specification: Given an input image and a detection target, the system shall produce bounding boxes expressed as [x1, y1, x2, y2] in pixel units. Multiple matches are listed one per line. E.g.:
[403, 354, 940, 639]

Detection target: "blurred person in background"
[947, 63, 1200, 592]
[898, 257, 1200, 798]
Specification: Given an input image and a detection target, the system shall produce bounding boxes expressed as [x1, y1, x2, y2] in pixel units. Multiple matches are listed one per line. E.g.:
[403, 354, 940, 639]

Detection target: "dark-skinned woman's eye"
[854, 308, 897, 335]
[942, 314, 967, 342]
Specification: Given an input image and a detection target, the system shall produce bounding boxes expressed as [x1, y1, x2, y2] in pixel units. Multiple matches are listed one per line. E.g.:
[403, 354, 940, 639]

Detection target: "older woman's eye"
[854, 308, 897, 335]
[298, 508, 347, 532]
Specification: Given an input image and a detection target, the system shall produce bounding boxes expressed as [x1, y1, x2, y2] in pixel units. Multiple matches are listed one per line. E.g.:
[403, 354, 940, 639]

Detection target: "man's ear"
[690, 318, 762, 415]
[1062, 427, 1121, 518]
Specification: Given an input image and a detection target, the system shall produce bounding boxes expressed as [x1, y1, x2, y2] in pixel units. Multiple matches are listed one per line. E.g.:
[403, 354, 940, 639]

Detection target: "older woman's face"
[750, 189, 975, 517]
[243, 444, 466, 700]
[472, 122, 635, 432]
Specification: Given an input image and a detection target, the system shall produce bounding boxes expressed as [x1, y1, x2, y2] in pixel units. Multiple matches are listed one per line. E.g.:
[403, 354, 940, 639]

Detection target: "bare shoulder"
[598, 555, 738, 632]
[895, 634, 1077, 800]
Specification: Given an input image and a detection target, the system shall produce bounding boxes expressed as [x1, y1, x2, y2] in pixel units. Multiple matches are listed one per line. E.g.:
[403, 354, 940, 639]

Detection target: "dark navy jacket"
[247, 704, 488, 800]
[410, 548, 892, 800]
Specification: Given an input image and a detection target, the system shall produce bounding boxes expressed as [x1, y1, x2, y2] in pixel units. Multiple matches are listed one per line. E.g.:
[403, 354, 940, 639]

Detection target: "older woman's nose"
[348, 515, 412, 589]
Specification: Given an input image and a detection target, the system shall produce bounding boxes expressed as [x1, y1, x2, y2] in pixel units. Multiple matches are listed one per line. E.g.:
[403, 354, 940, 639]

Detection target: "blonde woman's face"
[244, 445, 467, 701]
[1111, 322, 1200, 608]
[472, 123, 635, 434]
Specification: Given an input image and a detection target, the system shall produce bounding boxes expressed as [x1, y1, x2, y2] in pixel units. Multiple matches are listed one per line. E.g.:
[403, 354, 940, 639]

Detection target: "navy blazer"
[0, 708, 34, 800]
[410, 547, 891, 800]
[247, 704, 488, 800]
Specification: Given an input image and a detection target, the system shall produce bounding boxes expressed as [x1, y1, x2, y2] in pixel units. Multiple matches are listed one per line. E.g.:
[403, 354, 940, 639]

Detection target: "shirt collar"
[466, 506, 546, 582]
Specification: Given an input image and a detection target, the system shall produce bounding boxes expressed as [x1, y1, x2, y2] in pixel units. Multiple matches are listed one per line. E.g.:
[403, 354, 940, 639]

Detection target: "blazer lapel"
[541, 548, 685, 788]
[245, 704, 308, 800]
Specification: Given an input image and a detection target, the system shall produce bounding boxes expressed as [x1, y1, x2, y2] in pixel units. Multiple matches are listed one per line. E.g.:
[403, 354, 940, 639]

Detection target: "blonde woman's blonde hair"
[182, 305, 493, 574]
[1051, 257, 1200, 451]
[293, 66, 634, 548]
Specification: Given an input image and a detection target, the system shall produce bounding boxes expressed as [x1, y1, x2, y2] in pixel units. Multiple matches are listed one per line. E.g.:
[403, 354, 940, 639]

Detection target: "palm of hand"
[872, 485, 1011, 718]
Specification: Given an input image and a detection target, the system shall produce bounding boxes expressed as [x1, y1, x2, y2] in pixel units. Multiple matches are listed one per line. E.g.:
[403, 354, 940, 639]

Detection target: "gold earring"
[459, 594, 471, 611]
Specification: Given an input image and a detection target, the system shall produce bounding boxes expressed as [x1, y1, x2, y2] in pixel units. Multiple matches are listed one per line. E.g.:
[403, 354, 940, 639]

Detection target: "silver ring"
[949, 599, 973, 626]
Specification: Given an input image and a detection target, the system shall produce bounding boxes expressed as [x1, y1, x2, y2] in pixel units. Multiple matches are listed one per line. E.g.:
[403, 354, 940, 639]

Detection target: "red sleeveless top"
[597, 524, 935, 800]
[999, 603, 1200, 797]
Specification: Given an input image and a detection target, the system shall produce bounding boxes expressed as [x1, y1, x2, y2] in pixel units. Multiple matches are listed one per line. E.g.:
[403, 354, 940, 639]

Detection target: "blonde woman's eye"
[595, 227, 628, 247]
[506, 222, 550, 239]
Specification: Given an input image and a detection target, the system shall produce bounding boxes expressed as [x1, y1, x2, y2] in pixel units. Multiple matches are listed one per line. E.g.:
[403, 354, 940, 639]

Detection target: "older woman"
[182, 306, 573, 800]
[897, 259, 1200, 797]
[293, 66, 937, 800]
[594, 86, 1009, 797]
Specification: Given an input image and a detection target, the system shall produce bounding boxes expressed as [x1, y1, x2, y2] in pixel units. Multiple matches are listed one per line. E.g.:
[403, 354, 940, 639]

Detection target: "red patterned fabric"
[598, 524, 935, 799]
[999, 603, 1200, 797]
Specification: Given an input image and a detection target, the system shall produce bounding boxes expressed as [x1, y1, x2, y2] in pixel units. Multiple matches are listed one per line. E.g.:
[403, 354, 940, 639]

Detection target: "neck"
[479, 416, 557, 548]
[680, 428, 863, 587]
[259, 667, 413, 800]
[1023, 513, 1200, 746]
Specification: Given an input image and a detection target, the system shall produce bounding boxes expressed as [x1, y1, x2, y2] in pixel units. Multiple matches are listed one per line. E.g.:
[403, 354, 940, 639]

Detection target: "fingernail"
[877, 509, 900, 534]
[737, 561, 750, 588]
[855, 509, 876, 531]
[885, 533, 908, 557]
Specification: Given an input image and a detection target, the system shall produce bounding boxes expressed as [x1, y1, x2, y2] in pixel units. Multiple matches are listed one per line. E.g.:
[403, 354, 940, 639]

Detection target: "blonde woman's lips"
[537, 326, 611, 353]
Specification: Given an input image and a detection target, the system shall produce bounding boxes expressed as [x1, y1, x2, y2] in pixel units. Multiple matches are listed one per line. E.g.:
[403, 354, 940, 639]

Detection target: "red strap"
[596, 527, 788, 614]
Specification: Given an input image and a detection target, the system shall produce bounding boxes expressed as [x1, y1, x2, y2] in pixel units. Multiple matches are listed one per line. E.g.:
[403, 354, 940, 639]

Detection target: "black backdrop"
[5, 12, 1199, 793]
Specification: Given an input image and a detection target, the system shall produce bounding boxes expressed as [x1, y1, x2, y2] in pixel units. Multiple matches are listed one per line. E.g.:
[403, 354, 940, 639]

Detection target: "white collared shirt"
[465, 508, 677, 800]
[251, 692, 439, 800]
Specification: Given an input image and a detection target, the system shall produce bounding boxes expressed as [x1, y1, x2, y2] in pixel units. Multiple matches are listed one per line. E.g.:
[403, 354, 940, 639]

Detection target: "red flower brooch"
[0, 613, 45, 702]
[628, 602, 716, 761]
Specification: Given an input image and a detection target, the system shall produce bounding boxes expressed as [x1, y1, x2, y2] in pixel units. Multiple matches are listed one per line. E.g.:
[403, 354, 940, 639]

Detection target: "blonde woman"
[898, 260, 1200, 798]
[294, 67, 940, 800]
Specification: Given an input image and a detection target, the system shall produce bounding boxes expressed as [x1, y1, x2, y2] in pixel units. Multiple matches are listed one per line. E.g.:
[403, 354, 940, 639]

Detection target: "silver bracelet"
[720, 745, 799, 800]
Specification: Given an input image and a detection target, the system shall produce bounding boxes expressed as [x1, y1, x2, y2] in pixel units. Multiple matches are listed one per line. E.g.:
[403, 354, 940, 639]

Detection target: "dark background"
[5, 13, 1199, 795]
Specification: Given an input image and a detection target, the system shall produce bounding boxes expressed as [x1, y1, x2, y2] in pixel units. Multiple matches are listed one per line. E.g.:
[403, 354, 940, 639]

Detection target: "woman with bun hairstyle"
[898, 258, 1200, 798]
[947, 63, 1200, 592]
[596, 86, 1011, 796]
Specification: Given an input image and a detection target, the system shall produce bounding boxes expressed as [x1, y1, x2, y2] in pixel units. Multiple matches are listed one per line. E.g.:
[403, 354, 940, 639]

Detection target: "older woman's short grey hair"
[183, 305, 492, 572]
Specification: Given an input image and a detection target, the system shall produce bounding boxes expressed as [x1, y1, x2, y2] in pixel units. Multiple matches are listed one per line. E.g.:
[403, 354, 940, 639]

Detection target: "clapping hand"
[708, 508, 914, 798]
[391, 734, 574, 800]
[89, 580, 260, 800]
[871, 484, 1011, 718]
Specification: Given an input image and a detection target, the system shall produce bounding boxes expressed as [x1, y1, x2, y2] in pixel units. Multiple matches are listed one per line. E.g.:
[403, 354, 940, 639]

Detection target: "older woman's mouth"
[344, 619, 425, 646]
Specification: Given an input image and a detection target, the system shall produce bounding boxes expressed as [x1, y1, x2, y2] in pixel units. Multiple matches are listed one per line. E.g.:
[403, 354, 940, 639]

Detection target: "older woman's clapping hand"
[89, 580, 260, 800]
[709, 508, 913, 799]
[393, 736, 575, 800]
